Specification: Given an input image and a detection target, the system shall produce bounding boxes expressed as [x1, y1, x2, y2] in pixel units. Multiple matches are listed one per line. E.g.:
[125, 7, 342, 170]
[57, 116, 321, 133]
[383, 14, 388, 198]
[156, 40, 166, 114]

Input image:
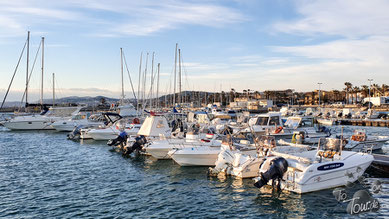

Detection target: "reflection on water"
[0, 125, 388, 218]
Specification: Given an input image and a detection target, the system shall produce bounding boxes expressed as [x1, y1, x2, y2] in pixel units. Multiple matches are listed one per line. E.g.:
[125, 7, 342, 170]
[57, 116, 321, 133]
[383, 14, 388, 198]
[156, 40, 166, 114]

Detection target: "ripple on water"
[0, 126, 389, 218]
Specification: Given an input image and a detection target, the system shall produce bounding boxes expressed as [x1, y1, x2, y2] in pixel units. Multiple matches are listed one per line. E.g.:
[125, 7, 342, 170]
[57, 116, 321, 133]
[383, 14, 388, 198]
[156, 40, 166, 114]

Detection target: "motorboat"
[344, 130, 389, 151]
[88, 119, 141, 140]
[209, 136, 309, 178]
[253, 138, 374, 193]
[169, 135, 256, 167]
[265, 116, 331, 141]
[244, 112, 283, 135]
[145, 128, 221, 159]
[2, 106, 82, 130]
[81, 109, 141, 140]
[51, 113, 106, 132]
[80, 112, 123, 139]
[109, 114, 173, 155]
[316, 118, 336, 126]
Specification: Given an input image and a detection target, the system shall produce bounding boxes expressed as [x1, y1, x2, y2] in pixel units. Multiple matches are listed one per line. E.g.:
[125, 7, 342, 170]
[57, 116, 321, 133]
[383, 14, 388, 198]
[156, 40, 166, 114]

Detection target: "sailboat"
[81, 48, 139, 140]
[3, 34, 82, 130]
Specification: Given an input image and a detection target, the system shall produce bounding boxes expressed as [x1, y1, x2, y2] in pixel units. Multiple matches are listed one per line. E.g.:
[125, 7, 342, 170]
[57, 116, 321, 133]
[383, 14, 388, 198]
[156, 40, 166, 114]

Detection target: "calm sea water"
[0, 125, 388, 218]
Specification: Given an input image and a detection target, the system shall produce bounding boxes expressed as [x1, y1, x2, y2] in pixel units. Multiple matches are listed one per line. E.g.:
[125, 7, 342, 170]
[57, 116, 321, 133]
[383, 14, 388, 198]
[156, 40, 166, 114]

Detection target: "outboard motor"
[67, 125, 84, 140]
[319, 126, 331, 136]
[123, 135, 147, 155]
[254, 157, 288, 191]
[107, 131, 128, 148]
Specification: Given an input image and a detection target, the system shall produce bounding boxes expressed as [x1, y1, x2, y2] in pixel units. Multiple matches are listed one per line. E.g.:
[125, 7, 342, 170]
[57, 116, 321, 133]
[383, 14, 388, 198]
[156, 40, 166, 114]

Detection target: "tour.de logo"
[332, 175, 382, 215]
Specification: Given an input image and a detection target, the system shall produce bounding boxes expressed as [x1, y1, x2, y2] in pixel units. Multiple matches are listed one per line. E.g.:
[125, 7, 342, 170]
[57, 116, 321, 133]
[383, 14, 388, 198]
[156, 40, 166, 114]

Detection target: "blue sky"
[1, 0, 388, 101]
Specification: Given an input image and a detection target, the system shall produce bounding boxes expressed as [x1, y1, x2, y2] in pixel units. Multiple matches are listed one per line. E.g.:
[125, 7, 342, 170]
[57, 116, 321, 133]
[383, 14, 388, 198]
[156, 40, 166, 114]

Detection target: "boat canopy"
[45, 106, 82, 117]
[137, 115, 171, 137]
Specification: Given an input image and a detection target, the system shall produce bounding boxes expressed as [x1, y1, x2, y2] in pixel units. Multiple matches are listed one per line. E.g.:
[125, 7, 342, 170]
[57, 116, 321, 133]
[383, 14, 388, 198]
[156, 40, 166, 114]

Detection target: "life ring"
[274, 126, 283, 134]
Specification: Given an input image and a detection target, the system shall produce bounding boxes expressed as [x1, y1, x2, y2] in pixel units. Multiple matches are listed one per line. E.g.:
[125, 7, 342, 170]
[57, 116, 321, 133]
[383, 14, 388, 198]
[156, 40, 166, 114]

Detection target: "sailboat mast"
[143, 53, 149, 109]
[150, 52, 155, 109]
[120, 48, 124, 104]
[156, 63, 160, 109]
[40, 37, 44, 105]
[26, 31, 30, 106]
[178, 48, 182, 105]
[52, 73, 55, 107]
[173, 43, 178, 107]
[137, 52, 142, 113]
[220, 84, 222, 104]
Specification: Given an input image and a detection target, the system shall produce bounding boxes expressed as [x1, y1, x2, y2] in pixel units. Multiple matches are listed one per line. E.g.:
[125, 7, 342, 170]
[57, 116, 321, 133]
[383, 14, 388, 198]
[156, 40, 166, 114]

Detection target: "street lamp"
[368, 79, 373, 109]
[318, 82, 322, 106]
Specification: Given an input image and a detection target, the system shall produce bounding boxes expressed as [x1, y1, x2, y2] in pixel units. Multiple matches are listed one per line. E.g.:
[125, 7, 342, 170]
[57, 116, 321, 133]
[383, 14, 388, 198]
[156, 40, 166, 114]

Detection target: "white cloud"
[274, 0, 389, 38]
[0, 0, 246, 37]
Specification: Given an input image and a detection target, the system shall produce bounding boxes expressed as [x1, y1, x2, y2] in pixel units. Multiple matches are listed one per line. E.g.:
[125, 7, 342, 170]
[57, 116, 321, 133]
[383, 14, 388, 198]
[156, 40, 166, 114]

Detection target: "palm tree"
[360, 85, 369, 99]
[352, 86, 360, 103]
[382, 84, 389, 96]
[344, 82, 352, 104]
[371, 83, 381, 97]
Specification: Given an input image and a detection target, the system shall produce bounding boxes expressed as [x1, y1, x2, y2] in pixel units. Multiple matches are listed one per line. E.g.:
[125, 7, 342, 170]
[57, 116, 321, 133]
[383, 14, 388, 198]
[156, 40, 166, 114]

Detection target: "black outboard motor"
[319, 126, 331, 136]
[107, 131, 128, 148]
[123, 135, 147, 155]
[254, 157, 288, 191]
[67, 125, 84, 140]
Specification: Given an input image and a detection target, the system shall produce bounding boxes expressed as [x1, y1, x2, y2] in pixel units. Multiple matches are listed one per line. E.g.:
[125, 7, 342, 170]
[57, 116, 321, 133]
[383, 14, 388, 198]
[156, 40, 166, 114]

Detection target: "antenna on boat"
[40, 37, 44, 106]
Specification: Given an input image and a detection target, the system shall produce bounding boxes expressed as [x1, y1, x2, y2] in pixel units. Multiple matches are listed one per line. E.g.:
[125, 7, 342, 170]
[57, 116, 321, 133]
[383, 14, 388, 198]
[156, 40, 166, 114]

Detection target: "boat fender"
[274, 126, 283, 134]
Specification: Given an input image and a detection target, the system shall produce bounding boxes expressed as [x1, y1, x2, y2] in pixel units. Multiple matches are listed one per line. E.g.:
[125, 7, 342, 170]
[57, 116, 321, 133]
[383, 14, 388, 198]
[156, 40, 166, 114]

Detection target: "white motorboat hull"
[146, 138, 220, 160]
[170, 148, 221, 166]
[316, 118, 335, 126]
[88, 127, 140, 140]
[345, 137, 389, 151]
[51, 120, 103, 132]
[88, 129, 119, 140]
[280, 152, 373, 194]
[80, 130, 93, 139]
[232, 159, 263, 178]
[3, 120, 55, 130]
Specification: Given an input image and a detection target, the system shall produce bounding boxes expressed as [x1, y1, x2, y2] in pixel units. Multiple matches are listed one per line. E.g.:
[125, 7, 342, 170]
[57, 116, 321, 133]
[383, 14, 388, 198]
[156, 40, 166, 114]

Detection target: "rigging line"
[181, 54, 191, 93]
[1, 40, 28, 110]
[180, 53, 191, 103]
[122, 51, 137, 101]
[19, 40, 42, 109]
[144, 63, 157, 104]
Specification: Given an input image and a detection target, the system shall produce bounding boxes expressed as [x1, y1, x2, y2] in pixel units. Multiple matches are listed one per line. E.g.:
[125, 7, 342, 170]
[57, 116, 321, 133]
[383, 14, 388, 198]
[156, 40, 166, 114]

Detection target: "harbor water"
[1, 126, 388, 218]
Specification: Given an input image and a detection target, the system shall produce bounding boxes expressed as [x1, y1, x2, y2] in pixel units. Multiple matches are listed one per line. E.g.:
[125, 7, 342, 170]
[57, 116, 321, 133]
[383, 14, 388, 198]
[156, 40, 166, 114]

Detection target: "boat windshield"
[284, 117, 301, 129]
[256, 117, 269, 126]
[269, 116, 280, 126]
[317, 138, 342, 152]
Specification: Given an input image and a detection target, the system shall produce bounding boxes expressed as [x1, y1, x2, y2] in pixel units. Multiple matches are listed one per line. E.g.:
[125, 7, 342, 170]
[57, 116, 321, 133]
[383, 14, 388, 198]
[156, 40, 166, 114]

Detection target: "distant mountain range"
[1, 96, 125, 107]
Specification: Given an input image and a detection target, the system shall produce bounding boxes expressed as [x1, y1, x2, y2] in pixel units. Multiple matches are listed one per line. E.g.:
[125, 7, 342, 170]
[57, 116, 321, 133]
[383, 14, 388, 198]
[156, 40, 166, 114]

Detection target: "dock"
[339, 119, 389, 127]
